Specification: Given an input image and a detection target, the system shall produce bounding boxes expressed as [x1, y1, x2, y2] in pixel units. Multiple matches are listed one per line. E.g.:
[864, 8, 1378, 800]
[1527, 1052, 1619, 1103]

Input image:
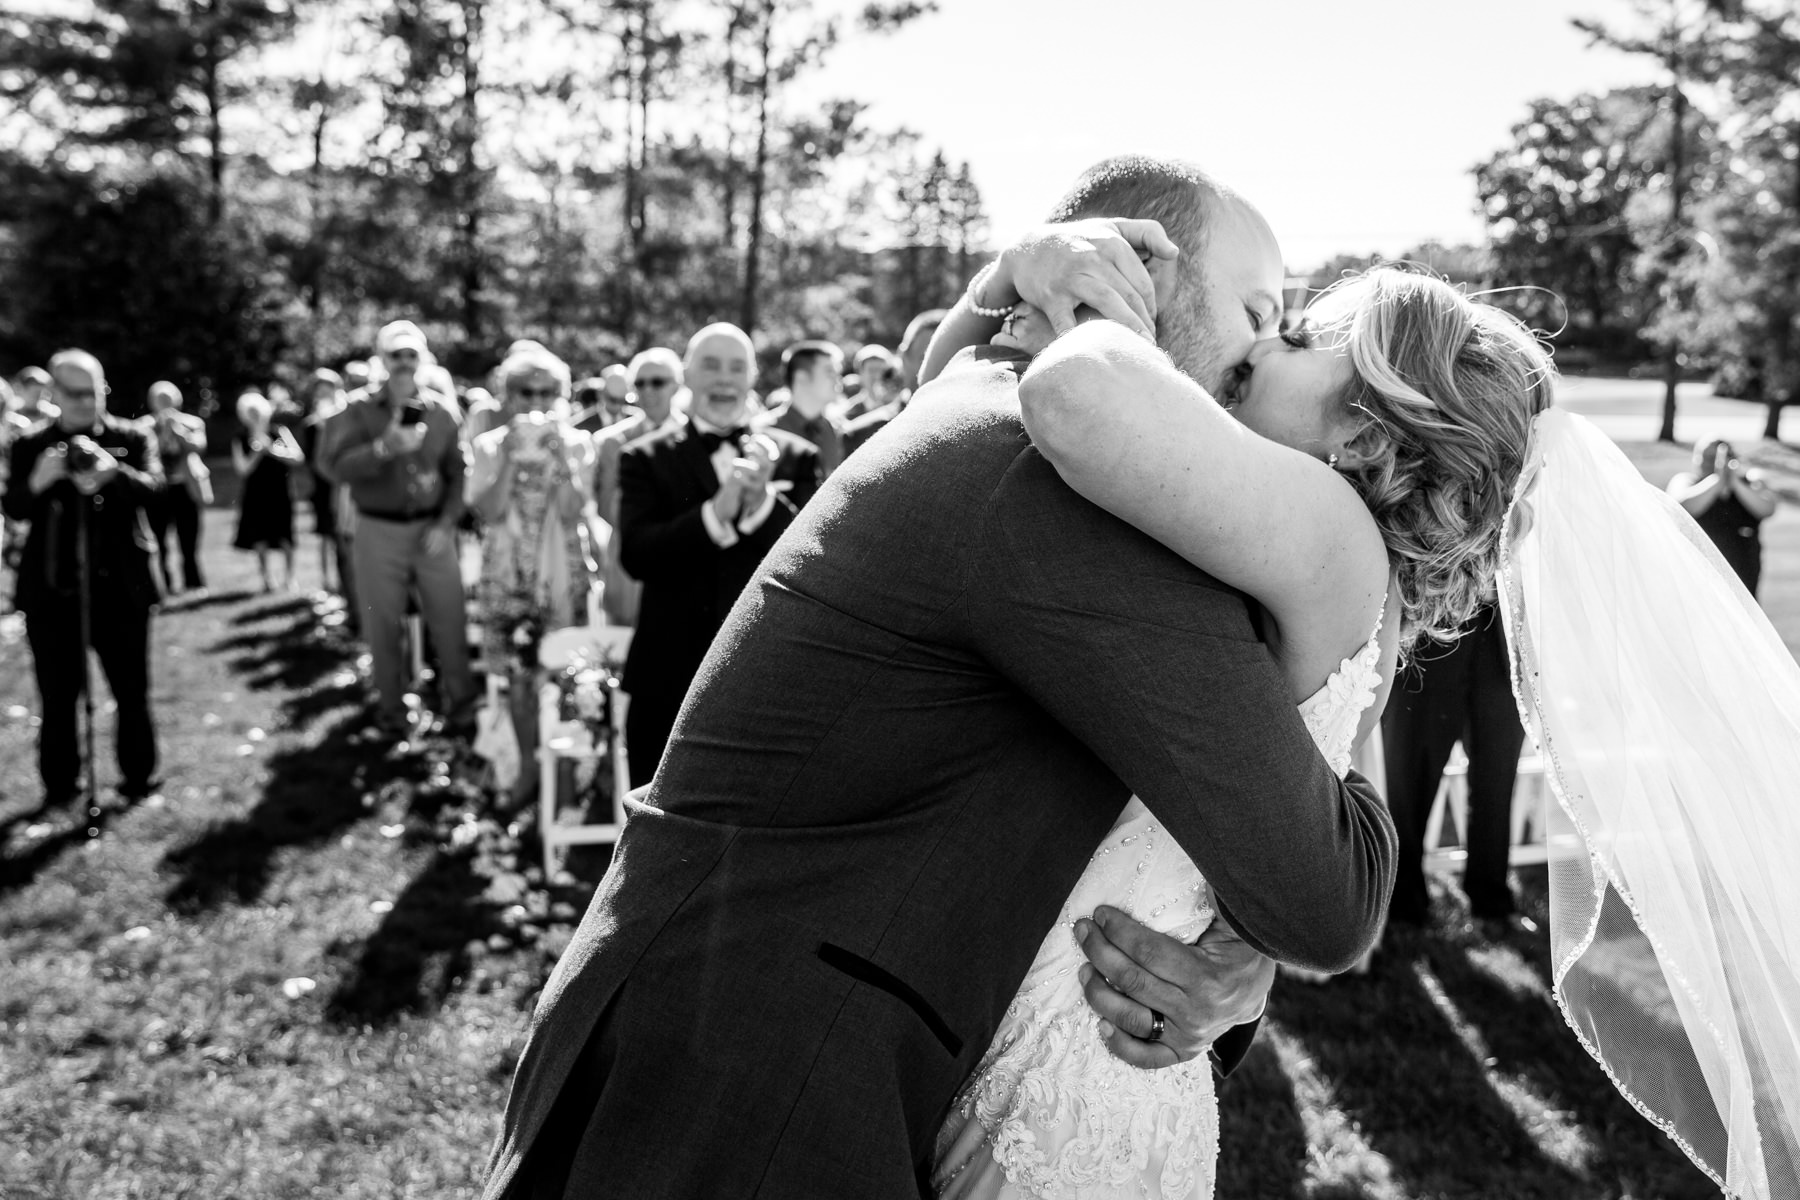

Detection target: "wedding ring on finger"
[1146, 1008, 1166, 1043]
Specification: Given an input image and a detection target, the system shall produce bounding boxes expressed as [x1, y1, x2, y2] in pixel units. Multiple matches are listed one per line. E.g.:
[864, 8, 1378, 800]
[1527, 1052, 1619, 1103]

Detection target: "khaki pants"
[352, 515, 474, 719]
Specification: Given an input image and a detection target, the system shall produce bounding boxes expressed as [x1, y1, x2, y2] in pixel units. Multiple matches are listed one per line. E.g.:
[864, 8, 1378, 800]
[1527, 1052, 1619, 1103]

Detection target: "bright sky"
[796, 0, 1664, 269]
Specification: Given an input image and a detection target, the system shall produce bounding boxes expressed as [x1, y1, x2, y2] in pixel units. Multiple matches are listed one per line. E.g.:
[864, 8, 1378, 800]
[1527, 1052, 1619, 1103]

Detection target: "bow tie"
[698, 427, 750, 451]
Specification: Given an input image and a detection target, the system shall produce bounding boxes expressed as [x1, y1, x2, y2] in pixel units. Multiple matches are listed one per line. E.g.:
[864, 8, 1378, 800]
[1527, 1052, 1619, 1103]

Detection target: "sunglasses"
[635, 377, 675, 390]
[514, 386, 561, 401]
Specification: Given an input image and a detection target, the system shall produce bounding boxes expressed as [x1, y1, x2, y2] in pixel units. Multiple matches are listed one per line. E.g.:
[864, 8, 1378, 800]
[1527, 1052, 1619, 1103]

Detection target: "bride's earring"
[1327, 452, 1341, 468]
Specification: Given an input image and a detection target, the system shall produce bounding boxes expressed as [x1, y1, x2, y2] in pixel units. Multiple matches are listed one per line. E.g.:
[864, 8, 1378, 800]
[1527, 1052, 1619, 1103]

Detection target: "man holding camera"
[318, 319, 475, 737]
[2, 349, 165, 807]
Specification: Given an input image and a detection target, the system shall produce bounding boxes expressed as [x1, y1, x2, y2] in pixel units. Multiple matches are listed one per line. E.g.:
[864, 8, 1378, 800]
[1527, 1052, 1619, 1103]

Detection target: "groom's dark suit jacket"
[485, 348, 1396, 1200]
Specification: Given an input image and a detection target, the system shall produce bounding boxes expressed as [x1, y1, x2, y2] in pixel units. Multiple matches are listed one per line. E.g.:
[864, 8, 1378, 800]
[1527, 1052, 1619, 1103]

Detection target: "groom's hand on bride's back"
[1074, 904, 1275, 1071]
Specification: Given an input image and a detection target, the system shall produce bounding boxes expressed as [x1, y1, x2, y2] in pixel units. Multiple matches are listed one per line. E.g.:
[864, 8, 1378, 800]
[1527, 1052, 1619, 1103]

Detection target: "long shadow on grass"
[161, 712, 397, 912]
[1434, 937, 1716, 1199]
[0, 793, 148, 896]
[1272, 927, 1589, 1200]
[1215, 1036, 1309, 1199]
[210, 596, 358, 699]
[323, 845, 504, 1025]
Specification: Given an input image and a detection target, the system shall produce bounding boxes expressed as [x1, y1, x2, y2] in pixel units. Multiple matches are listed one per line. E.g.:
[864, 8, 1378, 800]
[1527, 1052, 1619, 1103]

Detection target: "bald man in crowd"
[3, 350, 165, 807]
[615, 322, 820, 784]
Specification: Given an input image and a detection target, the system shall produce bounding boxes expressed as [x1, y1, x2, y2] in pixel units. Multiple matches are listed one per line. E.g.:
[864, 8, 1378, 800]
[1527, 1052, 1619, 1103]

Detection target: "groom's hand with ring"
[1075, 904, 1275, 1070]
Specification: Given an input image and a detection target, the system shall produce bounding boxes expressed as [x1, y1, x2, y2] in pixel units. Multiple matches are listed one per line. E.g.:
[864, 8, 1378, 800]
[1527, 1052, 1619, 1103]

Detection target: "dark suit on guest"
[484, 348, 1396, 1200]
[618, 420, 821, 785]
[3, 415, 165, 801]
[1381, 602, 1525, 924]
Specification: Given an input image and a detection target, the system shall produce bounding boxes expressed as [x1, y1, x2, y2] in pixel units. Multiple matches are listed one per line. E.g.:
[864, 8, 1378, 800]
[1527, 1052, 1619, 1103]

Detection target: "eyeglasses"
[514, 386, 561, 401]
[635, 377, 675, 390]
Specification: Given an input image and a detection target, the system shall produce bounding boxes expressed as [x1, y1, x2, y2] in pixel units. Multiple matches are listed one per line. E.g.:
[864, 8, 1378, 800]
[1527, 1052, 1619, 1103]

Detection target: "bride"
[919, 222, 1800, 1199]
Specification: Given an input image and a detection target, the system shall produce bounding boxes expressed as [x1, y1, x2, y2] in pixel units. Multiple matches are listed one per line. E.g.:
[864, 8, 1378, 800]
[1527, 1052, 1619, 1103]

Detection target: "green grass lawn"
[2, 439, 1794, 1199]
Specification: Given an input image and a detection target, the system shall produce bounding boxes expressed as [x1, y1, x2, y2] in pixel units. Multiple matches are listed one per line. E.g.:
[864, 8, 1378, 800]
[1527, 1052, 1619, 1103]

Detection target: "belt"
[357, 507, 442, 523]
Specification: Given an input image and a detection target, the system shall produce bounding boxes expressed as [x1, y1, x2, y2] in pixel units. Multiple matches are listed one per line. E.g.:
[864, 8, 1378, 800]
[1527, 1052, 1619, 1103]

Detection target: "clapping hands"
[714, 434, 780, 522]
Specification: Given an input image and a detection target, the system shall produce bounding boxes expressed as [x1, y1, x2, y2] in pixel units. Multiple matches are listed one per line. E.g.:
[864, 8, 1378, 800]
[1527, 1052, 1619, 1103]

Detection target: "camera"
[399, 401, 428, 427]
[65, 435, 103, 474]
[509, 411, 555, 463]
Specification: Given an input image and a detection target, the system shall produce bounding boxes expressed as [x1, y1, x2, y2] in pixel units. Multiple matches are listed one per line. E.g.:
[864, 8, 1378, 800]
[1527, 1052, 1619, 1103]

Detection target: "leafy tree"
[1677, 2, 1800, 436]
[0, 156, 288, 415]
[1473, 89, 1668, 357]
[0, 0, 296, 223]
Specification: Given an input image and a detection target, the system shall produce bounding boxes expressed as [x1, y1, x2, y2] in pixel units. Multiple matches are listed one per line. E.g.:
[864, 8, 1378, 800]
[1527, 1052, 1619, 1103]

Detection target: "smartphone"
[399, 402, 427, 427]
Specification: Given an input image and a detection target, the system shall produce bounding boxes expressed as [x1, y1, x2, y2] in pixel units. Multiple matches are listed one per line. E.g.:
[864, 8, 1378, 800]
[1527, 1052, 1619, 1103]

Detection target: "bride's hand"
[996, 218, 1179, 341]
[990, 302, 1058, 358]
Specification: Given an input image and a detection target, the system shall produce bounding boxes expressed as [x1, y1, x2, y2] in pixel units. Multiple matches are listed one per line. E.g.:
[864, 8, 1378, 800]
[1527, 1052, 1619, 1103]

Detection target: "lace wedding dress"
[932, 615, 1386, 1200]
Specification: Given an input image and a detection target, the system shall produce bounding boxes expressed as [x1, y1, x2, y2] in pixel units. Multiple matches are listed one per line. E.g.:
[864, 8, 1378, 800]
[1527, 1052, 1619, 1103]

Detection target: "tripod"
[73, 492, 97, 814]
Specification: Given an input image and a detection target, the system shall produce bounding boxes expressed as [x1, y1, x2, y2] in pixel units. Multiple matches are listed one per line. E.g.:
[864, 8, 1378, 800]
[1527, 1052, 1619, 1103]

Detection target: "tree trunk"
[1657, 67, 1687, 443]
[738, 0, 772, 334]
[458, 0, 484, 346]
[307, 100, 327, 362]
[201, 1, 224, 228]
[634, 17, 650, 247]
[720, 5, 742, 251]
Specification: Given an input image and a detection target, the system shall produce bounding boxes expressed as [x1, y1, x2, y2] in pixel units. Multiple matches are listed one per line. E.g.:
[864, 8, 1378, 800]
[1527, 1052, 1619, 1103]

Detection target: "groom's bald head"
[1049, 155, 1283, 392]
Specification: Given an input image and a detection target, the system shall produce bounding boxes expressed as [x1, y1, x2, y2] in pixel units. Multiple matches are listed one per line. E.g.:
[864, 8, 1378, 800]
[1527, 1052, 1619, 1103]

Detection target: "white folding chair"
[1422, 743, 1550, 868]
[535, 623, 634, 876]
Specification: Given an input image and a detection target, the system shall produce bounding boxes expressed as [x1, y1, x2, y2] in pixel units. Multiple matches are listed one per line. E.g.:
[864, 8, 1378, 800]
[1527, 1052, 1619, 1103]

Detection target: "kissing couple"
[485, 156, 1800, 1200]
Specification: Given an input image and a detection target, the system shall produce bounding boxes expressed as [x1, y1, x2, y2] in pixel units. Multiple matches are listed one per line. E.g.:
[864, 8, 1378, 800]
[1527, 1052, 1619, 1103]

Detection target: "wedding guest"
[0, 379, 29, 596]
[319, 319, 476, 736]
[570, 377, 609, 435]
[1668, 437, 1779, 597]
[844, 310, 946, 457]
[600, 365, 632, 425]
[231, 391, 302, 592]
[468, 345, 599, 800]
[763, 340, 847, 480]
[843, 346, 905, 457]
[343, 359, 372, 395]
[899, 307, 947, 390]
[3, 350, 164, 806]
[592, 348, 684, 626]
[844, 343, 898, 420]
[462, 386, 502, 446]
[12, 366, 59, 426]
[617, 322, 821, 785]
[145, 381, 210, 597]
[1381, 601, 1527, 934]
[300, 369, 353, 599]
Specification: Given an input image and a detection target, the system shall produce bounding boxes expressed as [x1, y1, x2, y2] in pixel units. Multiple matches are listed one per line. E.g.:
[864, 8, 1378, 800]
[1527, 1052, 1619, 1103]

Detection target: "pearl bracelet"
[965, 260, 1014, 320]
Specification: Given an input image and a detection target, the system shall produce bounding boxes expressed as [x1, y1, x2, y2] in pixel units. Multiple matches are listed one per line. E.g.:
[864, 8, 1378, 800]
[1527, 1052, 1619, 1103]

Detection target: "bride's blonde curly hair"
[1311, 267, 1556, 649]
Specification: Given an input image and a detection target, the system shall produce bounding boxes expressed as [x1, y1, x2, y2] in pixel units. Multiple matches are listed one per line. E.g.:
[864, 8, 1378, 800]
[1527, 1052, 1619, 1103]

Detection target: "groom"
[485, 156, 1396, 1199]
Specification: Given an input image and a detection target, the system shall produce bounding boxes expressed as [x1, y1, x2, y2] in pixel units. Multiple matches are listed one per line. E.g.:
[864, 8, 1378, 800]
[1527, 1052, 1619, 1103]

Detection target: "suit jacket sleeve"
[2, 435, 36, 522]
[959, 447, 1396, 973]
[617, 442, 721, 583]
[107, 423, 164, 502]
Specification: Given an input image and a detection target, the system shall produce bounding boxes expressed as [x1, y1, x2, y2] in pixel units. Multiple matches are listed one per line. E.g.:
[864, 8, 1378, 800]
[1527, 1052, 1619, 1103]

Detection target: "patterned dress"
[933, 610, 1388, 1200]
[468, 420, 599, 666]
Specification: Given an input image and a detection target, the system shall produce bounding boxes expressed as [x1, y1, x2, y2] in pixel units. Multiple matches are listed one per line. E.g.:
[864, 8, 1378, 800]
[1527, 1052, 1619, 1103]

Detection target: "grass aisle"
[3, 435, 1793, 1199]
[0, 537, 557, 1199]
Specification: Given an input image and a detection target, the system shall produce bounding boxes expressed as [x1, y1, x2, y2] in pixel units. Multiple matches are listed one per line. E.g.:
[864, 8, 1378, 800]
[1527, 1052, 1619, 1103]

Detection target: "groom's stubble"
[1155, 198, 1283, 396]
[1046, 155, 1284, 396]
